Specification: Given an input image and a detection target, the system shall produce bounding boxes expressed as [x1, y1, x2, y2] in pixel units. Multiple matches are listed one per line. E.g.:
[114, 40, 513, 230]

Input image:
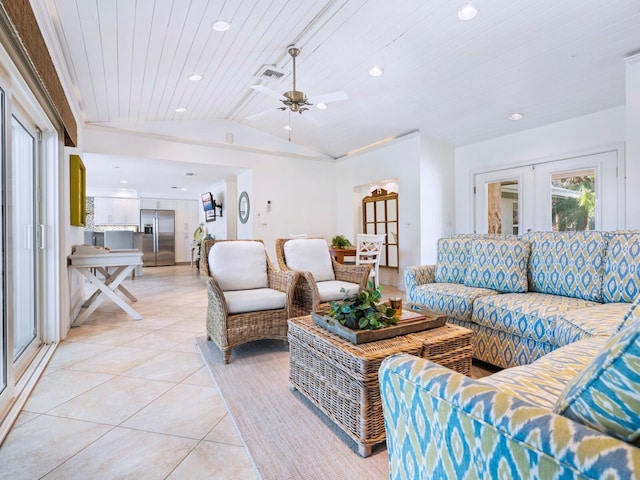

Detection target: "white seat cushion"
[317, 280, 360, 302]
[209, 241, 268, 291]
[223, 288, 286, 314]
[284, 239, 335, 282]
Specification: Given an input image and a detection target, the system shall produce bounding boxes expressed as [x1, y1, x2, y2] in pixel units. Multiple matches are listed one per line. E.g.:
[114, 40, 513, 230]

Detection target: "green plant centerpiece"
[331, 234, 352, 248]
[328, 285, 398, 330]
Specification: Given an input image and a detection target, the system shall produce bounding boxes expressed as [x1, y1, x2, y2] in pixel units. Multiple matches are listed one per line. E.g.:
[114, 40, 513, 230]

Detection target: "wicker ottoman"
[287, 316, 424, 457]
[408, 324, 473, 376]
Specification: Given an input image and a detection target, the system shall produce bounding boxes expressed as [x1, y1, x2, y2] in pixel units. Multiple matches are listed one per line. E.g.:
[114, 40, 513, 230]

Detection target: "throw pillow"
[208, 241, 269, 291]
[284, 238, 336, 282]
[464, 238, 530, 293]
[554, 308, 640, 446]
[602, 232, 640, 303]
[434, 238, 468, 284]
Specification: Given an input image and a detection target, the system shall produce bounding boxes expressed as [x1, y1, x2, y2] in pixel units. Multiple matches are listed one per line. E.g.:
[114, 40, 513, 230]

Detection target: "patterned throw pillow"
[434, 238, 468, 284]
[464, 239, 530, 293]
[602, 232, 640, 303]
[554, 303, 640, 446]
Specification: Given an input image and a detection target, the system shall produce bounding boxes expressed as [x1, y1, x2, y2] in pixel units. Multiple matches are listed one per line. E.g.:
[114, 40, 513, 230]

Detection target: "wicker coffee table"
[287, 315, 473, 457]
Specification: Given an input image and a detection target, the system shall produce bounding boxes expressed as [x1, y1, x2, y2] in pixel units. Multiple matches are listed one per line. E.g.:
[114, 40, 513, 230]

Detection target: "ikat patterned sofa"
[379, 298, 640, 479]
[405, 231, 640, 368]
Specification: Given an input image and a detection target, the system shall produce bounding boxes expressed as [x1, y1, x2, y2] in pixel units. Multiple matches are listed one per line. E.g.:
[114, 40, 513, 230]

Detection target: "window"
[550, 169, 596, 231]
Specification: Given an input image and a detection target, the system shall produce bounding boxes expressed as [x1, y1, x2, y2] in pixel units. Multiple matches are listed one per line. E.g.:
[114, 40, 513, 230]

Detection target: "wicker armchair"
[202, 240, 298, 363]
[275, 237, 370, 316]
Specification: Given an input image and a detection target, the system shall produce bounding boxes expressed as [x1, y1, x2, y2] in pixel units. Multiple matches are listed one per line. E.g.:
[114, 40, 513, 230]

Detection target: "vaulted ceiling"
[39, 0, 640, 187]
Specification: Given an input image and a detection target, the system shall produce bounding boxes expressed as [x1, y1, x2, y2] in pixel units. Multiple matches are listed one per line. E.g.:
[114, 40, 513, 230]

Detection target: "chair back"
[276, 238, 335, 281]
[355, 234, 386, 286]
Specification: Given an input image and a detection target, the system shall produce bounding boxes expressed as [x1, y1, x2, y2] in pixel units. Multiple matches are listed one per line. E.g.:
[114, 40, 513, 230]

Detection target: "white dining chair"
[355, 233, 386, 287]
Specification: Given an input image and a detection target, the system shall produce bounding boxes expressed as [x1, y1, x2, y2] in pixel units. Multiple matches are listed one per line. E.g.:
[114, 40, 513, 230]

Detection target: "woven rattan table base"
[287, 316, 473, 457]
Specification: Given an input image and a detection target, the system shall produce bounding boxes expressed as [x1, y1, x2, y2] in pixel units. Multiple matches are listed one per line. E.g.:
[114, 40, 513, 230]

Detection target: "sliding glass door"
[11, 116, 39, 363]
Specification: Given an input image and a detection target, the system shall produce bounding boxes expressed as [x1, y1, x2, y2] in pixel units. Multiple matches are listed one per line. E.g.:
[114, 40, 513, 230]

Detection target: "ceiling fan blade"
[251, 85, 285, 101]
[246, 108, 277, 121]
[307, 90, 348, 104]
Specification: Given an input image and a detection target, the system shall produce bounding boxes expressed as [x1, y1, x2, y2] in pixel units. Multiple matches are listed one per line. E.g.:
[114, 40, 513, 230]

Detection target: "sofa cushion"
[555, 303, 631, 347]
[603, 232, 640, 303]
[316, 280, 360, 302]
[523, 231, 606, 302]
[618, 297, 640, 332]
[554, 313, 640, 446]
[472, 292, 598, 345]
[479, 335, 609, 410]
[209, 241, 268, 291]
[223, 288, 286, 314]
[284, 238, 335, 282]
[464, 238, 530, 293]
[434, 238, 468, 284]
[410, 283, 497, 322]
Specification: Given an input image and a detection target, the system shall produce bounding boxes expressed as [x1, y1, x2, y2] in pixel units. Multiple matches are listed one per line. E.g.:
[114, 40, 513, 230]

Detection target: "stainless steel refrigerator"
[139, 209, 175, 266]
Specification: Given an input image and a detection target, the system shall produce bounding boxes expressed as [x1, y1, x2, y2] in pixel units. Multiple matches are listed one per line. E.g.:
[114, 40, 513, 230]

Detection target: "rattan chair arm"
[205, 275, 229, 316]
[333, 262, 372, 289]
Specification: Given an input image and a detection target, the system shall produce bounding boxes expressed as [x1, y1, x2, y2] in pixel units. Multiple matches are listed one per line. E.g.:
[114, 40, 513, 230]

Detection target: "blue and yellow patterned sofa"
[405, 231, 640, 368]
[379, 298, 640, 479]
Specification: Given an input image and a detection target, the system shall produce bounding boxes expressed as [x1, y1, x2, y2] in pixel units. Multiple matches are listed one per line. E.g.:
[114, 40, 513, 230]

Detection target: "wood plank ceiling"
[42, 0, 640, 158]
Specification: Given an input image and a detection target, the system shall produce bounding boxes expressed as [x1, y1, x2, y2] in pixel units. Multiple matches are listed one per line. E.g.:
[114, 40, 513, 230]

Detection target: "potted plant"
[328, 286, 398, 330]
[331, 234, 353, 249]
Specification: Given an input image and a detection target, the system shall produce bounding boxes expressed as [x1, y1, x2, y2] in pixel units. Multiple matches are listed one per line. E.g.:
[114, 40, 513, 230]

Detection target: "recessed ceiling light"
[368, 65, 384, 77]
[120, 180, 128, 184]
[175, 107, 187, 112]
[212, 20, 230, 32]
[180, 187, 188, 191]
[508, 113, 525, 121]
[188, 74, 203, 81]
[458, 4, 478, 20]
[316, 103, 328, 110]
[283, 124, 293, 131]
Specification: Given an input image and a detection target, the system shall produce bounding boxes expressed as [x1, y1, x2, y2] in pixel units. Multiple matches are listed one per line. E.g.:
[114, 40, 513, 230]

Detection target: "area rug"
[196, 337, 389, 480]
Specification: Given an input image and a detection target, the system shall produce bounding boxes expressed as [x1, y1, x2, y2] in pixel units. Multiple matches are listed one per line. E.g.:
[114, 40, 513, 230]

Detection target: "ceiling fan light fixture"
[283, 124, 293, 131]
[368, 65, 384, 77]
[458, 4, 478, 20]
[212, 20, 230, 32]
[508, 112, 524, 121]
[316, 102, 328, 110]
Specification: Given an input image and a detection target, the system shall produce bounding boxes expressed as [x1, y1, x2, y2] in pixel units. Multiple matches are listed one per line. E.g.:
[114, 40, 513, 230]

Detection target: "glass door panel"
[11, 116, 37, 360]
[0, 90, 4, 393]
[475, 167, 531, 234]
[550, 169, 596, 231]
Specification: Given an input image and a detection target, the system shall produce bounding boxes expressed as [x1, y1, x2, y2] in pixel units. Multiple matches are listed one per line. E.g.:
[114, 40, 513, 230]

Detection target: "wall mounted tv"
[201, 192, 214, 211]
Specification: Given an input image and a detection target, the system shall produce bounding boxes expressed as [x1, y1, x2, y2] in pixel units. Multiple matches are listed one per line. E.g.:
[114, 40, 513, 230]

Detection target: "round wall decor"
[238, 191, 250, 224]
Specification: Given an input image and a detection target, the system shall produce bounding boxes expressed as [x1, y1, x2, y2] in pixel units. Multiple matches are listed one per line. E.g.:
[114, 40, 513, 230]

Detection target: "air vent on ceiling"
[257, 64, 288, 80]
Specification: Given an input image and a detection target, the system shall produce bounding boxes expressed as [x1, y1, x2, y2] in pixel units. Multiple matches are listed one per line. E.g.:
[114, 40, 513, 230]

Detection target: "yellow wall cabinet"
[70, 154, 86, 226]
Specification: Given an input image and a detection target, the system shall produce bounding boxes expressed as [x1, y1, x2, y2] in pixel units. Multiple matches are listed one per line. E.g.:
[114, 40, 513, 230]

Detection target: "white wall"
[335, 132, 455, 288]
[626, 54, 640, 229]
[455, 107, 627, 233]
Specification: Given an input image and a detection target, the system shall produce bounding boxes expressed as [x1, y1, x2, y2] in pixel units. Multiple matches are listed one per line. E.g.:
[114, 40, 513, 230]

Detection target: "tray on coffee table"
[311, 309, 446, 344]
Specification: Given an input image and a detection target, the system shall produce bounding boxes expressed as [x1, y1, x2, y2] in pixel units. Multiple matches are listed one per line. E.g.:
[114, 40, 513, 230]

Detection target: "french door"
[474, 150, 621, 233]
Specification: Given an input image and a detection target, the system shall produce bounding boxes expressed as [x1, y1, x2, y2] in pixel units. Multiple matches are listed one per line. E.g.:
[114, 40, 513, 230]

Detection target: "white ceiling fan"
[248, 45, 348, 122]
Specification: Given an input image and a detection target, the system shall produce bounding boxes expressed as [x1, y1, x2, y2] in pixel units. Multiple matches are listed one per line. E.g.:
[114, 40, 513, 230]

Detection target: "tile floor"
[0, 265, 493, 479]
[0, 265, 258, 480]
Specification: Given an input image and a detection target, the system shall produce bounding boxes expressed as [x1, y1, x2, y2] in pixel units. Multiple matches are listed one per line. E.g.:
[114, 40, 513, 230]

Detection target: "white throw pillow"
[284, 239, 336, 282]
[208, 241, 269, 291]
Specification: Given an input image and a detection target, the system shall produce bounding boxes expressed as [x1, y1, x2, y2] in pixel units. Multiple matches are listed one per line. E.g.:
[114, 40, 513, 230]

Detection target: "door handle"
[39, 224, 46, 250]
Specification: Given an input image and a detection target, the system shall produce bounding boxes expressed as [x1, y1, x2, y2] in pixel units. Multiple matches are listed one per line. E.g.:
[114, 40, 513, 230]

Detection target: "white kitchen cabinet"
[94, 197, 139, 225]
[140, 198, 176, 210]
[174, 199, 201, 263]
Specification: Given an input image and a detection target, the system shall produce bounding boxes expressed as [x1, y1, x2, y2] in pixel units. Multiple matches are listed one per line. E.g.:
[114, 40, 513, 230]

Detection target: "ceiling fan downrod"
[280, 45, 311, 114]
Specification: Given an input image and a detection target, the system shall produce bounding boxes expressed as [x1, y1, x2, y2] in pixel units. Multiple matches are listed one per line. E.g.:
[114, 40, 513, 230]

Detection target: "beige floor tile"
[122, 383, 225, 439]
[23, 369, 113, 413]
[121, 350, 204, 382]
[46, 342, 114, 370]
[41, 427, 197, 480]
[171, 337, 200, 353]
[64, 324, 112, 342]
[0, 415, 112, 480]
[71, 326, 153, 346]
[118, 315, 184, 330]
[68, 345, 162, 375]
[123, 329, 197, 350]
[163, 318, 206, 333]
[11, 411, 40, 428]
[205, 413, 243, 446]
[47, 376, 174, 425]
[167, 440, 257, 480]
[181, 365, 214, 387]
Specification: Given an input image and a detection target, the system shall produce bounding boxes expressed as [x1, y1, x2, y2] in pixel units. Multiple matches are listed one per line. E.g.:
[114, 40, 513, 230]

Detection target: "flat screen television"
[201, 192, 214, 211]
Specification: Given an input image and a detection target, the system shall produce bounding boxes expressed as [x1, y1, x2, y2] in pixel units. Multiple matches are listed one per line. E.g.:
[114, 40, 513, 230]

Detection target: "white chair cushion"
[209, 241, 268, 291]
[317, 280, 360, 302]
[284, 239, 335, 282]
[223, 288, 286, 314]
